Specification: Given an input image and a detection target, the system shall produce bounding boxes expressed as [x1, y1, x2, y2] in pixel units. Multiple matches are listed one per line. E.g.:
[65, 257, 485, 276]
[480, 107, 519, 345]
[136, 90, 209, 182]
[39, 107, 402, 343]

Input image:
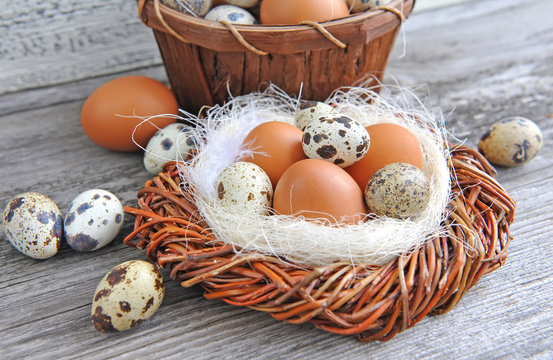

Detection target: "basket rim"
[139, 0, 415, 54]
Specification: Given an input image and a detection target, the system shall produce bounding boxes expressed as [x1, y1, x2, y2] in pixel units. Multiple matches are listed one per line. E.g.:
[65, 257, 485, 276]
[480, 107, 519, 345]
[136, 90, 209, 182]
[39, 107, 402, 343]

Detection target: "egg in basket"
[124, 86, 515, 341]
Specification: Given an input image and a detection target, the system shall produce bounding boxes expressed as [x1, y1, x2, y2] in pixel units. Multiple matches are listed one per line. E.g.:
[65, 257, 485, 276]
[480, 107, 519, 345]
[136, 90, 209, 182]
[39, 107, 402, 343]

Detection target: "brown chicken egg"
[241, 121, 307, 187]
[81, 76, 178, 152]
[273, 159, 367, 225]
[260, 0, 350, 25]
[345, 123, 423, 191]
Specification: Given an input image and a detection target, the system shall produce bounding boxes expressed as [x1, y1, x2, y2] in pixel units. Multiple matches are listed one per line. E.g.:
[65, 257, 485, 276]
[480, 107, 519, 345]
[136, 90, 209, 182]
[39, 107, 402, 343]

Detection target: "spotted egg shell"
[365, 162, 430, 218]
[91, 260, 165, 332]
[204, 4, 256, 24]
[478, 116, 543, 167]
[2, 192, 62, 259]
[295, 101, 338, 131]
[161, 0, 213, 16]
[302, 115, 370, 168]
[64, 189, 124, 252]
[144, 123, 196, 174]
[347, 0, 393, 13]
[216, 161, 273, 215]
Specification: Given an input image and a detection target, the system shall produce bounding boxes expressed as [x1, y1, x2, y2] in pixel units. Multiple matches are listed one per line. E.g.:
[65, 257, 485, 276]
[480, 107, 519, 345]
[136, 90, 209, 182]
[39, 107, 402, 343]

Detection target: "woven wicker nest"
[124, 144, 515, 341]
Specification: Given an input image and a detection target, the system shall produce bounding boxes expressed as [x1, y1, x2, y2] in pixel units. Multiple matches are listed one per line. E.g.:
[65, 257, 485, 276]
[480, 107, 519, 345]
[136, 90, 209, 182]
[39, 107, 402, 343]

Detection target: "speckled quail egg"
[2, 192, 62, 259]
[64, 189, 124, 252]
[302, 115, 370, 167]
[347, 0, 393, 13]
[161, 0, 213, 16]
[365, 162, 430, 218]
[144, 123, 196, 175]
[478, 116, 543, 167]
[204, 5, 256, 24]
[216, 161, 273, 215]
[91, 260, 165, 332]
[295, 101, 338, 131]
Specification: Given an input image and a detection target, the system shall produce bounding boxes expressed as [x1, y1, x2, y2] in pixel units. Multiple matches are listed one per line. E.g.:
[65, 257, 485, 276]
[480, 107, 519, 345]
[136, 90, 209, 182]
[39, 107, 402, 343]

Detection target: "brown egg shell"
[273, 158, 367, 225]
[240, 121, 307, 187]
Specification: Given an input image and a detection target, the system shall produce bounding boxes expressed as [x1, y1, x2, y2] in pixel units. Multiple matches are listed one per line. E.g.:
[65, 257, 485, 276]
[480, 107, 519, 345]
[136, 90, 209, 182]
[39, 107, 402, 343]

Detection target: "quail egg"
[91, 260, 165, 332]
[64, 189, 124, 252]
[295, 101, 338, 131]
[302, 115, 370, 167]
[216, 161, 273, 215]
[365, 162, 430, 218]
[347, 0, 393, 13]
[144, 123, 196, 175]
[204, 4, 256, 24]
[161, 0, 213, 16]
[478, 116, 543, 167]
[2, 192, 63, 259]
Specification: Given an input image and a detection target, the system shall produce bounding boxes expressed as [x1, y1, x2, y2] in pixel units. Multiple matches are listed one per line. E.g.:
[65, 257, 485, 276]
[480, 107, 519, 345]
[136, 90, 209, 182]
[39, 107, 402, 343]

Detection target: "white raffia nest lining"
[174, 85, 451, 267]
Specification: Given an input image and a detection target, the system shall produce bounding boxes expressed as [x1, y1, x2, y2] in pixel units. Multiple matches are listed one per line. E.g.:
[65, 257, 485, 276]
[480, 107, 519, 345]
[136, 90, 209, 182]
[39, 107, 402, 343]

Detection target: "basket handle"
[138, 0, 407, 56]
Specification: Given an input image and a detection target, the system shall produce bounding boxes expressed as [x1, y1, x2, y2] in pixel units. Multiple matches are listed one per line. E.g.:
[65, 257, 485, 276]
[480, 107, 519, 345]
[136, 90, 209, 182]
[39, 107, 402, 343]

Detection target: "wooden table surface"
[1, 0, 552, 358]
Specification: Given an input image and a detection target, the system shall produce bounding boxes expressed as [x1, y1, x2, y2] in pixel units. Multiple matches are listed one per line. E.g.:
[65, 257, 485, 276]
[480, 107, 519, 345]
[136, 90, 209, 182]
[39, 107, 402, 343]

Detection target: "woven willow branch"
[124, 145, 515, 341]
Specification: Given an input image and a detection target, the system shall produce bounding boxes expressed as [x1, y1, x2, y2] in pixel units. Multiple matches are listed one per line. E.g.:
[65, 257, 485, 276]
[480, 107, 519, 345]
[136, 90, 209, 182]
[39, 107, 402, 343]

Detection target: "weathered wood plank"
[0, 0, 552, 359]
[1, 1, 161, 94]
[1, 0, 466, 96]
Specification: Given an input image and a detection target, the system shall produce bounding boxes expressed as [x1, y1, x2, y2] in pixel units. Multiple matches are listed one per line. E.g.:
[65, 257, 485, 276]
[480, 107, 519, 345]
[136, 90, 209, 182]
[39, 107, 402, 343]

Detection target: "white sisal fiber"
[175, 84, 451, 267]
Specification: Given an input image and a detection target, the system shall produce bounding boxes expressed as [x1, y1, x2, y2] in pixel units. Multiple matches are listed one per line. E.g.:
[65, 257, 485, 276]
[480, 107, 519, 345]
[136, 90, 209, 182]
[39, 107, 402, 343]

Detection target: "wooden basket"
[137, 0, 415, 113]
[124, 145, 515, 341]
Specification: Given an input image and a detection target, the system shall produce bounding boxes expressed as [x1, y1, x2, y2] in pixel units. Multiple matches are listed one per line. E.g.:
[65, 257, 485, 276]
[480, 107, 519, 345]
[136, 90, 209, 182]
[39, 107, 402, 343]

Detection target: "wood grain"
[1, 1, 160, 95]
[1, 0, 552, 359]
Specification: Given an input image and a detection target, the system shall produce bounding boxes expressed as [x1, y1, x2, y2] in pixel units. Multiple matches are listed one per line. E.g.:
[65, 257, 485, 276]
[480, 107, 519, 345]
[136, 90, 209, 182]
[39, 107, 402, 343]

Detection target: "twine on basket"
[373, 6, 406, 22]
[138, 0, 408, 55]
[218, 20, 269, 56]
[299, 20, 347, 48]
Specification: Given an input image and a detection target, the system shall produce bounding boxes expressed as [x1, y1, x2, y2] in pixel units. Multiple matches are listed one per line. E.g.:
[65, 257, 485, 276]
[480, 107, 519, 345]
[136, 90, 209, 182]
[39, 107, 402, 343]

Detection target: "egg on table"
[478, 116, 543, 167]
[2, 192, 63, 259]
[364, 162, 430, 218]
[162, 0, 213, 16]
[204, 5, 256, 24]
[295, 101, 338, 131]
[64, 189, 124, 252]
[302, 114, 370, 167]
[81, 75, 178, 152]
[241, 121, 307, 187]
[91, 260, 165, 332]
[345, 122, 422, 191]
[273, 159, 367, 225]
[144, 123, 197, 174]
